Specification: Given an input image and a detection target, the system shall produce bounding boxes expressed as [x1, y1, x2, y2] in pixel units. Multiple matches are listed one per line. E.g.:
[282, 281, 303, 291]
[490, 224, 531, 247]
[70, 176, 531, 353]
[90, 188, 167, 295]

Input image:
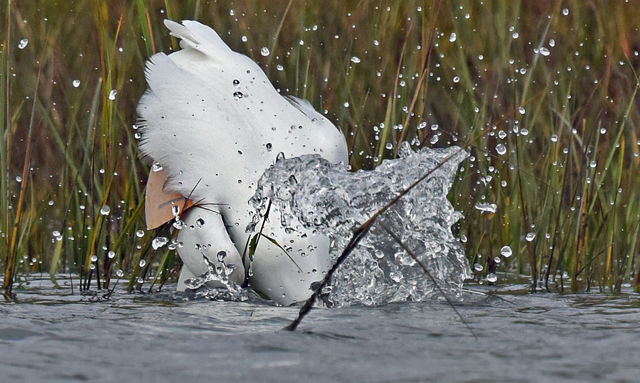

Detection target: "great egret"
[137, 20, 348, 305]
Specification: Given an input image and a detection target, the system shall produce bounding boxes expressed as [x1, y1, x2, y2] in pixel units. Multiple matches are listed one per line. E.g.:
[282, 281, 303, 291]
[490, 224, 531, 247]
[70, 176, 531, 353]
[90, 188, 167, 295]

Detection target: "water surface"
[1, 276, 639, 383]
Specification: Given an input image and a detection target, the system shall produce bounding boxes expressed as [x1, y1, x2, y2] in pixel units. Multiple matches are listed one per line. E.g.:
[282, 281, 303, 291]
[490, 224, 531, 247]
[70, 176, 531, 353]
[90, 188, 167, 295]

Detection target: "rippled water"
[2, 276, 639, 383]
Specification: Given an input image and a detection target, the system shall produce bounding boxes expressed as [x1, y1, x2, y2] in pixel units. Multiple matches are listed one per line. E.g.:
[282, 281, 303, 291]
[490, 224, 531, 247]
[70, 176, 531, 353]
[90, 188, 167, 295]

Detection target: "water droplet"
[217, 251, 227, 262]
[172, 219, 184, 230]
[260, 47, 270, 56]
[100, 205, 110, 215]
[232, 79, 240, 86]
[18, 38, 28, 49]
[539, 47, 550, 56]
[453, 76, 460, 83]
[562, 8, 569, 16]
[196, 218, 205, 227]
[350, 56, 361, 64]
[550, 134, 558, 142]
[152, 236, 168, 250]
[344, 101, 350, 108]
[486, 273, 498, 283]
[500, 246, 512, 258]
[136, 276, 144, 284]
[15, 176, 22, 183]
[518, 106, 526, 115]
[108, 89, 117, 101]
[136, 229, 145, 238]
[107, 250, 116, 259]
[233, 91, 244, 100]
[389, 271, 402, 282]
[474, 202, 497, 213]
[276, 64, 284, 71]
[266, 142, 273, 151]
[385, 142, 393, 150]
[474, 263, 484, 272]
[115, 269, 124, 278]
[139, 259, 146, 268]
[525, 232, 536, 242]
[449, 32, 457, 43]
[589, 160, 597, 168]
[90, 255, 98, 262]
[151, 162, 163, 172]
[495, 143, 507, 155]
[241, 35, 248, 42]
[72, 79, 81, 88]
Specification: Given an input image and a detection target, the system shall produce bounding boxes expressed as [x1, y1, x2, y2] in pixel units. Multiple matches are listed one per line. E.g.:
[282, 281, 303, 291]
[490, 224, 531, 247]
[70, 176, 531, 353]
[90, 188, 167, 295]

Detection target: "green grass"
[1, 0, 639, 294]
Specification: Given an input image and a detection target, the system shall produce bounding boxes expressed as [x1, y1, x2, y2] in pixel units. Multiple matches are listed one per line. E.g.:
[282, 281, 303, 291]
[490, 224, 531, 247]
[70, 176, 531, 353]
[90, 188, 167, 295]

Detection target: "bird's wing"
[137, 19, 347, 205]
[137, 50, 254, 202]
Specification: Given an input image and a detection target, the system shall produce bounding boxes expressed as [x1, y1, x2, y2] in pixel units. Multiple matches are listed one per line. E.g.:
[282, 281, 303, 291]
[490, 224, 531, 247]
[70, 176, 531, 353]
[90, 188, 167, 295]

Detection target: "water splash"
[250, 143, 470, 307]
[183, 256, 249, 302]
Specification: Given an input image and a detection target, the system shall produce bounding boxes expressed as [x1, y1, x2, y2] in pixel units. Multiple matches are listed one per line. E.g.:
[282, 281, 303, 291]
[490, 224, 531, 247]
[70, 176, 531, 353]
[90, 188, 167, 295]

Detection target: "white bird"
[137, 20, 348, 305]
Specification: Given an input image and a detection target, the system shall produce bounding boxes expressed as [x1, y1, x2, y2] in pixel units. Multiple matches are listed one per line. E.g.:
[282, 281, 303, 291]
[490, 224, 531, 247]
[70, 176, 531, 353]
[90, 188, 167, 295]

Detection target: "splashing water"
[182, 256, 249, 302]
[249, 143, 471, 307]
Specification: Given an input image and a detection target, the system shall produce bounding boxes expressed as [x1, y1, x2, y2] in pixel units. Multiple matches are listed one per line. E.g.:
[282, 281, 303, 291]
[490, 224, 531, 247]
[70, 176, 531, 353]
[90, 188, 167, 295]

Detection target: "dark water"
[1, 276, 639, 383]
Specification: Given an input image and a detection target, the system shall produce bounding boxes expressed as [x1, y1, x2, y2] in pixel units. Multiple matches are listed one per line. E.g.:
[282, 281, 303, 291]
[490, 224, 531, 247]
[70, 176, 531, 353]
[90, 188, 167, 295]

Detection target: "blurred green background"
[1, 0, 639, 294]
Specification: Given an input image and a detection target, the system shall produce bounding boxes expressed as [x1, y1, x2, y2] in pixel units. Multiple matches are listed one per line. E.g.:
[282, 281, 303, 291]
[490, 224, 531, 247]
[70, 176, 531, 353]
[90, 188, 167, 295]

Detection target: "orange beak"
[144, 168, 194, 230]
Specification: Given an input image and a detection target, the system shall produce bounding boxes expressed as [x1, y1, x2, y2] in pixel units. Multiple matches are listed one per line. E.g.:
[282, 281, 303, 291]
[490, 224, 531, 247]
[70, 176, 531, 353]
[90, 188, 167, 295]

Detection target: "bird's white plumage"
[138, 20, 348, 304]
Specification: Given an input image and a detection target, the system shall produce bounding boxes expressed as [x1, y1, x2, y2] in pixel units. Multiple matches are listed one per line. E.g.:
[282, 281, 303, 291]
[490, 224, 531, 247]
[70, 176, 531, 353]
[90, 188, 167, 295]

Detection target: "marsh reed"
[1, 0, 639, 295]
